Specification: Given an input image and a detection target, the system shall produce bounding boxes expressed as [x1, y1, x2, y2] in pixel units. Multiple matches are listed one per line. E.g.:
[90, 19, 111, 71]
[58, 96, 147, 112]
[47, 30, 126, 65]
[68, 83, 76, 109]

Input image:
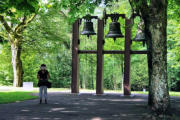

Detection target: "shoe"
[45, 99, 47, 104]
[39, 99, 42, 104]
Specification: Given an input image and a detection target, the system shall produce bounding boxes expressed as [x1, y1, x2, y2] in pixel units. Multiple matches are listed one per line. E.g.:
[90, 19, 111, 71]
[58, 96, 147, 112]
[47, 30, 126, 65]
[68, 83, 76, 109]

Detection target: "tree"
[0, 0, 39, 87]
[129, 0, 170, 115]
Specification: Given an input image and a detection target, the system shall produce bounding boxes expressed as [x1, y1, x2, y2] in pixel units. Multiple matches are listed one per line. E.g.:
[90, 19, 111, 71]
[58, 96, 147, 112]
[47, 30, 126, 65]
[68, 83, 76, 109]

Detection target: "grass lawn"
[0, 91, 38, 104]
[133, 91, 180, 96]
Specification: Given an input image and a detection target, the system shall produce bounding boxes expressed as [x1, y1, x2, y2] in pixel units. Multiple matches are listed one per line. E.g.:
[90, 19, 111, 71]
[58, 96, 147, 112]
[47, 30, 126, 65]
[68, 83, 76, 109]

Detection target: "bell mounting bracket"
[78, 15, 98, 25]
[103, 11, 125, 25]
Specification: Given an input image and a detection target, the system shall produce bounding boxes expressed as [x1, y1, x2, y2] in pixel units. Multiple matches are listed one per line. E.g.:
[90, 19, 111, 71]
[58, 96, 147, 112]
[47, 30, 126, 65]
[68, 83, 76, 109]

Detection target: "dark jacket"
[37, 70, 51, 88]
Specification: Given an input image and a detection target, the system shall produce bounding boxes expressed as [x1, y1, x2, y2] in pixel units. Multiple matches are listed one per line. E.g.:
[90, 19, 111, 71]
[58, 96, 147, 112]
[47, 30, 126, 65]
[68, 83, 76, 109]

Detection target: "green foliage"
[0, 0, 39, 14]
[167, 0, 180, 91]
[0, 0, 180, 92]
[168, 0, 180, 19]
[48, 49, 72, 88]
[20, 5, 72, 88]
[0, 0, 39, 24]
[0, 44, 13, 86]
[50, 0, 121, 23]
[131, 55, 148, 91]
[50, 0, 96, 23]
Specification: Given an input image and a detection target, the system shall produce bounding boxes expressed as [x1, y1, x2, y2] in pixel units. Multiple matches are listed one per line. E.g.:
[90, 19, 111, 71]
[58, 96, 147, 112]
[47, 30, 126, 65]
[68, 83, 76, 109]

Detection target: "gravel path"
[0, 92, 180, 120]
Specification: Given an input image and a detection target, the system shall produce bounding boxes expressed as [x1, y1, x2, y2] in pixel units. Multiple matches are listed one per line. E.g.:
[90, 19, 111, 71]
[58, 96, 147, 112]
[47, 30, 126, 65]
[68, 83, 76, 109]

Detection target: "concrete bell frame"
[71, 14, 148, 95]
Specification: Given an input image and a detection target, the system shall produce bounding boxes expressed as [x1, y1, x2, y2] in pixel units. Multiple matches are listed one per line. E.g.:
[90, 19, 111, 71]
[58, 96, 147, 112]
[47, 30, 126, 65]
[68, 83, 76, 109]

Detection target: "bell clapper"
[113, 37, 116, 42]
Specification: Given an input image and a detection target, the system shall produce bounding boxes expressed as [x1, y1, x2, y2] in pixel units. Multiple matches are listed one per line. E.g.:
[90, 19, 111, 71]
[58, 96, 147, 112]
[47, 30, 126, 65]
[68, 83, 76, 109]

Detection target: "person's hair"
[41, 64, 46, 67]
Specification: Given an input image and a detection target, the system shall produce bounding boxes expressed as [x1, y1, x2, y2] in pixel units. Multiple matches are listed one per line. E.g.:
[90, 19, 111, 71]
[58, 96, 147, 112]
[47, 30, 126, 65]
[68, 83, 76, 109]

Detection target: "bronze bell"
[133, 31, 146, 46]
[81, 19, 96, 37]
[133, 19, 146, 46]
[105, 13, 124, 41]
[106, 21, 124, 41]
[134, 31, 145, 41]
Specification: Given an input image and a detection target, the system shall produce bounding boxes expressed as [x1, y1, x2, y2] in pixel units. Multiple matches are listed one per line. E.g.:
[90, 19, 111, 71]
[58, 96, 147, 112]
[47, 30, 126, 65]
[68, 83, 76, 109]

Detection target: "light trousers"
[39, 86, 48, 100]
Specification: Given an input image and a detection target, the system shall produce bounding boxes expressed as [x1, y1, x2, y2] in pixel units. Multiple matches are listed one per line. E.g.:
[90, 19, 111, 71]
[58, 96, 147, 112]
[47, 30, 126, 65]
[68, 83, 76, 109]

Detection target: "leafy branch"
[0, 15, 13, 34]
[15, 14, 37, 35]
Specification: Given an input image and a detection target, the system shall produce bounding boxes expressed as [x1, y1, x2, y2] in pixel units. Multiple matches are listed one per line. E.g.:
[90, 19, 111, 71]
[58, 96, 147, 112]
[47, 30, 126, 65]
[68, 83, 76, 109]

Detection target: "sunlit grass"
[169, 92, 180, 97]
[131, 91, 180, 97]
[0, 91, 38, 104]
[132, 91, 148, 94]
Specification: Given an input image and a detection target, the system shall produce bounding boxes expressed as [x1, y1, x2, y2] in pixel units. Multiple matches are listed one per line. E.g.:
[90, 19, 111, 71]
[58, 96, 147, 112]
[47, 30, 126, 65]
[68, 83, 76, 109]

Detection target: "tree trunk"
[113, 58, 117, 90]
[11, 41, 23, 87]
[82, 58, 87, 89]
[121, 61, 124, 91]
[143, 0, 170, 114]
[90, 55, 94, 89]
[82, 72, 86, 89]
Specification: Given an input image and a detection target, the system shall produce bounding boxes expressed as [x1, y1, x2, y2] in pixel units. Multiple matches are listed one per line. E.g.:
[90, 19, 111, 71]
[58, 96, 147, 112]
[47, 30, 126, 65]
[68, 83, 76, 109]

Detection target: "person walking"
[37, 64, 50, 104]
